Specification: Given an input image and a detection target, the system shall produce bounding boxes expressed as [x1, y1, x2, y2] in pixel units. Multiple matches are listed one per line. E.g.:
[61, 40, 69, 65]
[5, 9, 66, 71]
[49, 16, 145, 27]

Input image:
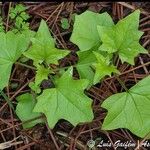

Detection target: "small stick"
[0, 136, 23, 149]
[117, 2, 149, 15]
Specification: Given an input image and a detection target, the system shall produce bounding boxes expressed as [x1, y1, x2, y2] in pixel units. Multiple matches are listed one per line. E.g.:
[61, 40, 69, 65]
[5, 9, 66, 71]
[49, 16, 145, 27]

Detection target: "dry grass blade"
[0, 136, 23, 150]
[0, 141, 23, 150]
[0, 90, 14, 111]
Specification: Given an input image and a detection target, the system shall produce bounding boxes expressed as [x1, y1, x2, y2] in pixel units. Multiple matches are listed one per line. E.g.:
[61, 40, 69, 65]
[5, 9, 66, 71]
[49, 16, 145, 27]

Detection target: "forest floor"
[0, 2, 150, 150]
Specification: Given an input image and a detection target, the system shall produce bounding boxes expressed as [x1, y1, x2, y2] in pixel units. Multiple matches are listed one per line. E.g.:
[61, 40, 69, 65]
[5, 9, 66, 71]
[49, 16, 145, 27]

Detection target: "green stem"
[15, 62, 36, 70]
[113, 53, 118, 64]
[115, 75, 129, 92]
[53, 65, 76, 72]
[0, 90, 14, 111]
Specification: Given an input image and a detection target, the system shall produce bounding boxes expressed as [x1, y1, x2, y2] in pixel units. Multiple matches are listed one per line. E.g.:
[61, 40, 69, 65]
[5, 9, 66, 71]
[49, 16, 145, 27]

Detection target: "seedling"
[61, 18, 70, 29]
[9, 4, 30, 32]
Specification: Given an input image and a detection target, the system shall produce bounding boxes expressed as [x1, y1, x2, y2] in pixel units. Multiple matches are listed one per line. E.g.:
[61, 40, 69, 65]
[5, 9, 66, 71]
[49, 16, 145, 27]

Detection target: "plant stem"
[53, 65, 76, 72]
[15, 62, 36, 70]
[0, 90, 14, 111]
[115, 75, 129, 92]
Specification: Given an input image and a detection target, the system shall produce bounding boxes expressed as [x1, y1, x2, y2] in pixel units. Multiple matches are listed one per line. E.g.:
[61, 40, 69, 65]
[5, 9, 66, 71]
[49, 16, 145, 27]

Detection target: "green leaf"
[76, 50, 96, 88]
[61, 18, 70, 29]
[24, 20, 69, 65]
[20, 12, 30, 20]
[101, 75, 150, 138]
[33, 67, 94, 128]
[98, 10, 147, 65]
[14, 16, 29, 31]
[9, 4, 30, 32]
[76, 47, 113, 87]
[34, 19, 55, 47]
[35, 65, 51, 86]
[14, 4, 26, 13]
[92, 52, 119, 85]
[29, 82, 41, 94]
[19, 55, 29, 63]
[29, 65, 51, 93]
[16, 93, 44, 128]
[9, 4, 27, 19]
[70, 10, 114, 51]
[0, 31, 33, 90]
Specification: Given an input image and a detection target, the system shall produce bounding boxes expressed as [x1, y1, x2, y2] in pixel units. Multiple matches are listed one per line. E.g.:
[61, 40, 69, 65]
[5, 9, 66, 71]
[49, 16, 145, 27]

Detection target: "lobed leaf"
[35, 65, 51, 86]
[16, 93, 44, 128]
[76, 50, 96, 88]
[70, 10, 114, 51]
[24, 20, 69, 65]
[92, 52, 119, 85]
[0, 30, 34, 90]
[98, 10, 147, 65]
[29, 65, 52, 93]
[101, 75, 150, 138]
[34, 67, 94, 128]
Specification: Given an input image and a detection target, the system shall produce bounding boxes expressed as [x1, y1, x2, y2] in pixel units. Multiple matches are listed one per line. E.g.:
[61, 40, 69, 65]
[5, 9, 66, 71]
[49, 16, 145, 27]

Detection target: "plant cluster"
[0, 4, 149, 138]
[9, 4, 30, 33]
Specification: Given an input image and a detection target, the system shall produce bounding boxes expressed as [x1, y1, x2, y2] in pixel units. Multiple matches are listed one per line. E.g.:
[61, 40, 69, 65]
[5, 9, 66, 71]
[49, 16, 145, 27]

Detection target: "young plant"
[70, 9, 149, 138]
[0, 8, 149, 139]
[16, 19, 94, 128]
[61, 18, 70, 30]
[9, 4, 30, 33]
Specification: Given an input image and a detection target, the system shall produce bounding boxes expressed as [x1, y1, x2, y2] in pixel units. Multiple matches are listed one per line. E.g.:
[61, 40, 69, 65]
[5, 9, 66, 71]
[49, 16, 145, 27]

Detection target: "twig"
[15, 62, 36, 70]
[46, 3, 62, 22]
[0, 90, 14, 111]
[117, 2, 149, 15]
[51, 2, 64, 30]
[0, 136, 23, 150]
[46, 123, 60, 150]
[106, 61, 150, 81]
[115, 75, 129, 92]
[6, 2, 11, 31]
